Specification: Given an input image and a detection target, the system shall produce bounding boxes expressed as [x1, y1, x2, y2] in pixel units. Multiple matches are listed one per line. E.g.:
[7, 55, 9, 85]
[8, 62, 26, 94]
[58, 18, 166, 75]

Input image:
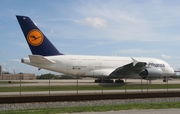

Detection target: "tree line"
[36, 73, 77, 79]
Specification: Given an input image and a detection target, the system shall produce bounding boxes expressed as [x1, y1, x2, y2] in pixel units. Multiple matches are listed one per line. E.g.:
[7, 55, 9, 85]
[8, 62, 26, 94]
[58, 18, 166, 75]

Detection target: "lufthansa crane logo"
[27, 29, 44, 46]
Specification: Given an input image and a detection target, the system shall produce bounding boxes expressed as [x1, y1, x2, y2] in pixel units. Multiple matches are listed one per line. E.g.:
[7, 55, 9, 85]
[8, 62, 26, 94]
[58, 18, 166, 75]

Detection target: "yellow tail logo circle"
[27, 29, 44, 46]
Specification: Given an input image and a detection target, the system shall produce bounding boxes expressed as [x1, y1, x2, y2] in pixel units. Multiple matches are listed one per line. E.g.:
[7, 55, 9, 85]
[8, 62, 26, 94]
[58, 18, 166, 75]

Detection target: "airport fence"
[0, 77, 180, 97]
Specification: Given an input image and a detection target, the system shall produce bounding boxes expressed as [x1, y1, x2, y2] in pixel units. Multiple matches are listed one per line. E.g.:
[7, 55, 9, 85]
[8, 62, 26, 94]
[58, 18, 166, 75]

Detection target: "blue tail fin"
[16, 15, 63, 56]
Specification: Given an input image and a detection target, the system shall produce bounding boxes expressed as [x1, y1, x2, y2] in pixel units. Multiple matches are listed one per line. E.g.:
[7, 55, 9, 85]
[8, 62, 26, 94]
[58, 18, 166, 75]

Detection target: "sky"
[1, 0, 180, 75]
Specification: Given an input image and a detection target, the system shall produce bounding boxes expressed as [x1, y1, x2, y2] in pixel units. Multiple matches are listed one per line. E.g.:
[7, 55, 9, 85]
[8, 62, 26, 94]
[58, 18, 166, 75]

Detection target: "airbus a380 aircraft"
[16, 15, 175, 83]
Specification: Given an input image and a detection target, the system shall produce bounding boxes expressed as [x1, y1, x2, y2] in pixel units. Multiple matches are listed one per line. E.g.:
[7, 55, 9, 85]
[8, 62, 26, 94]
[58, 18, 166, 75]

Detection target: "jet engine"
[139, 68, 162, 80]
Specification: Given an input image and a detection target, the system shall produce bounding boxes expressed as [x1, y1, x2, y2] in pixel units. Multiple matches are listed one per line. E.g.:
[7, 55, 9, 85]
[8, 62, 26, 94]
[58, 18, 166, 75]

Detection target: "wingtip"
[131, 57, 138, 66]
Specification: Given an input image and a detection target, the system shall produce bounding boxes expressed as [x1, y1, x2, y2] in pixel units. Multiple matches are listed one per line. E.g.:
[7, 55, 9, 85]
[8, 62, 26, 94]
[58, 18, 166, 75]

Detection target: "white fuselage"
[22, 55, 175, 79]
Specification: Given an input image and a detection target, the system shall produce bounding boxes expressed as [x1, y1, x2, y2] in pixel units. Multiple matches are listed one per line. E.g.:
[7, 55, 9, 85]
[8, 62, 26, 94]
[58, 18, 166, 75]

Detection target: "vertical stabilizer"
[16, 15, 63, 56]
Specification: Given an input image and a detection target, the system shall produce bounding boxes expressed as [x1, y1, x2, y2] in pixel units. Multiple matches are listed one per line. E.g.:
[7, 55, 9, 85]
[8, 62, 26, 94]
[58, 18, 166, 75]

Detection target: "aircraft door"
[89, 64, 93, 70]
[67, 64, 71, 70]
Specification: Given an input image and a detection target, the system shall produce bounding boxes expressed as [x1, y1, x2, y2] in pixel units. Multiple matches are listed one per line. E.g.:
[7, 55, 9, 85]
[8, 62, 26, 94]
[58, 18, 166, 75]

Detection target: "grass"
[1, 102, 180, 114]
[0, 84, 179, 92]
[0, 81, 37, 84]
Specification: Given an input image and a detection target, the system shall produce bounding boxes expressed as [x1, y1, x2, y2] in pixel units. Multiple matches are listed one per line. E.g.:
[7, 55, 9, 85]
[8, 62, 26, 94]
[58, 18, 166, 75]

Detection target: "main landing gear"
[163, 78, 168, 82]
[94, 78, 114, 83]
[94, 78, 124, 83]
[115, 79, 124, 83]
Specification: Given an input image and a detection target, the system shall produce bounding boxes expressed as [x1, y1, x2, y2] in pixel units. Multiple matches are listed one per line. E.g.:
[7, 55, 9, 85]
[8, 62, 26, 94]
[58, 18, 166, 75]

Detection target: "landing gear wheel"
[95, 79, 101, 83]
[163, 77, 168, 82]
[94, 79, 114, 83]
[115, 80, 124, 83]
[163, 79, 167, 82]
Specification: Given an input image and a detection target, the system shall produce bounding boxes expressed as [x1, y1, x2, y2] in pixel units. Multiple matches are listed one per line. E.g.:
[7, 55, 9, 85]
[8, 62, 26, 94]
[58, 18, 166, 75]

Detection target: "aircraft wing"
[109, 58, 147, 78]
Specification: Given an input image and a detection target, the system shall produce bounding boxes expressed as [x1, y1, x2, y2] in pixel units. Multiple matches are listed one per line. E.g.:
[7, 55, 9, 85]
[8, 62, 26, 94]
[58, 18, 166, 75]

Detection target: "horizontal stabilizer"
[29, 55, 55, 64]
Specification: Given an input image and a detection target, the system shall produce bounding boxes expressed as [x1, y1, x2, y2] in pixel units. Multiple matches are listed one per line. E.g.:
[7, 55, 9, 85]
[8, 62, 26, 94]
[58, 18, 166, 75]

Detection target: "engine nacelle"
[139, 68, 162, 80]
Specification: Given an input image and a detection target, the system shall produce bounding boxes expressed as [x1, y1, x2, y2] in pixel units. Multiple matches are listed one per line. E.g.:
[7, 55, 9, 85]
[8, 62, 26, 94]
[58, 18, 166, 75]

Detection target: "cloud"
[115, 49, 149, 54]
[175, 56, 180, 59]
[2, 63, 6, 66]
[161, 54, 180, 59]
[161, 54, 172, 59]
[59, 18, 81, 23]
[1, 49, 7, 54]
[2, 68, 7, 72]
[84, 17, 107, 29]
[76, 1, 180, 41]
[8, 59, 21, 62]
[50, 29, 54, 33]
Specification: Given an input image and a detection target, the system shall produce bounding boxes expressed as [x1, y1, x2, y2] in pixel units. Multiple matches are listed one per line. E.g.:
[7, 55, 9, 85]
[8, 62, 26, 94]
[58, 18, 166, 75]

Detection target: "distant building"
[0, 66, 36, 80]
